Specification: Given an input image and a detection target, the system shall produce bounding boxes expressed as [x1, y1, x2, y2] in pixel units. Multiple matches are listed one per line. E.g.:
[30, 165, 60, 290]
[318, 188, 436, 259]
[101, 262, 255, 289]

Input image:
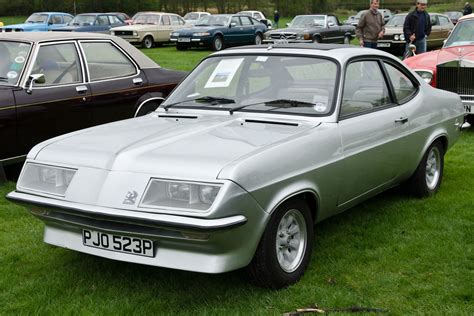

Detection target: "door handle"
[394, 116, 408, 124]
[133, 78, 143, 85]
[76, 85, 88, 93]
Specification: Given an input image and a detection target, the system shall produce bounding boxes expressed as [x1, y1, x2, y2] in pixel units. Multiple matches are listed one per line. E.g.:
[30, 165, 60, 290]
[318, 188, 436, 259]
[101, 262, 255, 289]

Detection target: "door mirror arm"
[26, 74, 45, 94]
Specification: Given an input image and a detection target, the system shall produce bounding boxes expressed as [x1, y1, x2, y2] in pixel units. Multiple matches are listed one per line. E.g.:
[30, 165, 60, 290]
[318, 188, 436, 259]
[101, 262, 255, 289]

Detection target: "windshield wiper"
[229, 99, 315, 114]
[163, 96, 235, 111]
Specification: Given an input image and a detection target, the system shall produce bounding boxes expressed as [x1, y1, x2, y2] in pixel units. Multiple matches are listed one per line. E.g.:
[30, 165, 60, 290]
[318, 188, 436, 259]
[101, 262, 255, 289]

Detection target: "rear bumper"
[7, 190, 268, 273]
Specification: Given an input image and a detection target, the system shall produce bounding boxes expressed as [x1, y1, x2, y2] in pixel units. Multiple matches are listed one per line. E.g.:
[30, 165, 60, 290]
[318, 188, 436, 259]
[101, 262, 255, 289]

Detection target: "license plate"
[377, 42, 391, 47]
[82, 229, 154, 257]
[178, 37, 191, 42]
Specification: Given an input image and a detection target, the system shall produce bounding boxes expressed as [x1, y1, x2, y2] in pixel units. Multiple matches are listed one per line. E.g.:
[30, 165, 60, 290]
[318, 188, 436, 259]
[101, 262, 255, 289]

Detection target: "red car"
[404, 13, 474, 124]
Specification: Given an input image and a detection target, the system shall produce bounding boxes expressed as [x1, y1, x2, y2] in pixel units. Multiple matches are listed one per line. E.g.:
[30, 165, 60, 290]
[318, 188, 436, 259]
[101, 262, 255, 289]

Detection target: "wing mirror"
[230, 22, 237, 28]
[26, 74, 45, 94]
[328, 22, 335, 27]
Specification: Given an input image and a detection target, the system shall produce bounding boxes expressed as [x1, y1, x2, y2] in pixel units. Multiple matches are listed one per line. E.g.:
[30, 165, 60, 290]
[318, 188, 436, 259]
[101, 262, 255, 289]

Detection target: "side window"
[241, 16, 253, 26]
[96, 16, 109, 25]
[430, 15, 439, 26]
[170, 15, 180, 25]
[383, 63, 417, 102]
[50, 15, 62, 24]
[439, 16, 450, 26]
[81, 42, 136, 81]
[341, 60, 391, 117]
[109, 15, 122, 25]
[63, 15, 73, 24]
[32, 43, 82, 86]
[328, 16, 338, 25]
[161, 15, 171, 25]
[178, 17, 186, 25]
[231, 16, 242, 26]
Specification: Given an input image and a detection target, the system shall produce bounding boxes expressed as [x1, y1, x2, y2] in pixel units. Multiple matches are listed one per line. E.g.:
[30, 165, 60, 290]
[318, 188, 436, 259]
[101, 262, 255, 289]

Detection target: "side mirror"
[443, 39, 447, 45]
[286, 23, 290, 27]
[26, 74, 45, 94]
[230, 22, 237, 28]
[328, 22, 335, 27]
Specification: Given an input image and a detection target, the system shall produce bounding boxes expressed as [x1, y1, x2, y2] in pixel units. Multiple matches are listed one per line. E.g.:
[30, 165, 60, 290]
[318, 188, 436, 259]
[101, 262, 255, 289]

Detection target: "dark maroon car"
[0, 32, 185, 177]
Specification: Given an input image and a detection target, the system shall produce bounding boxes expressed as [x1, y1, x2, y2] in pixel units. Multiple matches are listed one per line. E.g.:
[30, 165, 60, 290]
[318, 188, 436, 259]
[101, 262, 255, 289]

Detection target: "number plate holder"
[82, 229, 154, 257]
[178, 37, 191, 42]
[377, 42, 391, 47]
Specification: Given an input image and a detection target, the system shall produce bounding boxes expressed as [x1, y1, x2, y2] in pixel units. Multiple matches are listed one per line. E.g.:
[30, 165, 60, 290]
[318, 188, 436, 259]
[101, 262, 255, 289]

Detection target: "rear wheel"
[141, 36, 154, 49]
[247, 199, 314, 289]
[211, 35, 224, 51]
[406, 141, 444, 197]
[255, 33, 263, 45]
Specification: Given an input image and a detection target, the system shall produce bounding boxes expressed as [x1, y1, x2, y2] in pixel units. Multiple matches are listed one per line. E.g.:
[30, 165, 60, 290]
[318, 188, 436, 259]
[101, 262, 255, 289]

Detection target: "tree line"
[0, 0, 463, 18]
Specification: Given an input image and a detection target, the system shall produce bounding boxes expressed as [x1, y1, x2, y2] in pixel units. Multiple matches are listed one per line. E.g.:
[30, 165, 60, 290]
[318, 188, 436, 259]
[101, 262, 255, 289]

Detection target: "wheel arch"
[133, 92, 164, 117]
[268, 189, 320, 224]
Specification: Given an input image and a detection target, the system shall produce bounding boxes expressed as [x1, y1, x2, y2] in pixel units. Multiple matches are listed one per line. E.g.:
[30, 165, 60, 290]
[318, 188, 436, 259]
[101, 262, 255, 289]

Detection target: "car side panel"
[0, 89, 17, 160]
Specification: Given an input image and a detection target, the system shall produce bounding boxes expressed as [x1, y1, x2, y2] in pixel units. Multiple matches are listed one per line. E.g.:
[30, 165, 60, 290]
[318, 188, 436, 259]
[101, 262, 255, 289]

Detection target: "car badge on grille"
[123, 190, 138, 205]
[275, 34, 289, 44]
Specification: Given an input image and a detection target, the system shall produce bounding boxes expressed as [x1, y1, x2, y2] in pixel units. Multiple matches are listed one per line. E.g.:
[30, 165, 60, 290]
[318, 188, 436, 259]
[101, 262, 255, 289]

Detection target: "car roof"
[32, 12, 72, 15]
[0, 32, 158, 68]
[217, 44, 400, 63]
[458, 13, 474, 21]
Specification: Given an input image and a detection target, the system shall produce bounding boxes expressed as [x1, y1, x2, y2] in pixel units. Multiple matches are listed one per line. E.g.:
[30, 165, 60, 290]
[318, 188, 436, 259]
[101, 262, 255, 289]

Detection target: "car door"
[337, 59, 410, 207]
[239, 16, 256, 43]
[79, 40, 148, 125]
[437, 15, 453, 45]
[0, 89, 17, 161]
[94, 15, 112, 34]
[326, 16, 343, 43]
[156, 15, 173, 42]
[427, 14, 442, 48]
[14, 41, 92, 155]
[226, 16, 243, 44]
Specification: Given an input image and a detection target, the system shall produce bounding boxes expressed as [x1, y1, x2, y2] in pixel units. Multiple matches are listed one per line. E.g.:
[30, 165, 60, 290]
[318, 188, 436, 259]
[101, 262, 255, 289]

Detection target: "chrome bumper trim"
[6, 191, 247, 232]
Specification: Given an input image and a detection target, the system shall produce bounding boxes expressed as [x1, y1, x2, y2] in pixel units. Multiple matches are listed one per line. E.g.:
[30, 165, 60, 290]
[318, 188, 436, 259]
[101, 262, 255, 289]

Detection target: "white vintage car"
[110, 12, 188, 48]
[7, 44, 465, 289]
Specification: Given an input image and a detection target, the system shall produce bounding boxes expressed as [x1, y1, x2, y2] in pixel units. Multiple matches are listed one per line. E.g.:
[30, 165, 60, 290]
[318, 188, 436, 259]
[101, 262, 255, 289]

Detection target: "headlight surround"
[18, 163, 76, 196]
[141, 179, 222, 211]
[171, 32, 180, 37]
[193, 32, 210, 37]
[394, 34, 399, 40]
[415, 70, 434, 84]
[400, 34, 405, 41]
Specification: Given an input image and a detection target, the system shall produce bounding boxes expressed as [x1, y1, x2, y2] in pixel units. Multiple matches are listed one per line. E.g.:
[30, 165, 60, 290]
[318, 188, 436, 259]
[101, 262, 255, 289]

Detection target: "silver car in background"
[7, 44, 465, 289]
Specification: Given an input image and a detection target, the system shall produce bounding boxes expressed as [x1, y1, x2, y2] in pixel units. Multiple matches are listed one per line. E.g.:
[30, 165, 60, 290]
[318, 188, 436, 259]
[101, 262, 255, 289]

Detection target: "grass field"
[1, 11, 473, 315]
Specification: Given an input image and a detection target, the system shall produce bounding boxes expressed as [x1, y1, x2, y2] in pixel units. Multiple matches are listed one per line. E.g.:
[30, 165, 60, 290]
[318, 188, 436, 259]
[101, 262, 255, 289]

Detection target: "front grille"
[437, 65, 474, 96]
[114, 30, 133, 36]
[270, 32, 296, 40]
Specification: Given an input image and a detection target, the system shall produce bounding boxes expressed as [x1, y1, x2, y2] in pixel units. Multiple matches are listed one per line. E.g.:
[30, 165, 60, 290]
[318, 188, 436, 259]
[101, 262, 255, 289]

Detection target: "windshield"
[386, 15, 406, 27]
[445, 12, 462, 19]
[26, 13, 49, 23]
[196, 15, 230, 26]
[0, 41, 31, 86]
[444, 19, 474, 47]
[69, 15, 96, 26]
[290, 15, 326, 28]
[163, 55, 338, 116]
[184, 13, 199, 20]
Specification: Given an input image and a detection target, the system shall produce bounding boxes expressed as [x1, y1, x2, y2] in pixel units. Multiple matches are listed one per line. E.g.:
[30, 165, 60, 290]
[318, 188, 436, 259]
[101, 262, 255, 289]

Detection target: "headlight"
[193, 32, 210, 36]
[18, 163, 76, 196]
[400, 34, 405, 41]
[110, 31, 115, 35]
[133, 31, 138, 36]
[415, 70, 433, 84]
[171, 32, 180, 37]
[141, 179, 222, 211]
[394, 34, 399, 40]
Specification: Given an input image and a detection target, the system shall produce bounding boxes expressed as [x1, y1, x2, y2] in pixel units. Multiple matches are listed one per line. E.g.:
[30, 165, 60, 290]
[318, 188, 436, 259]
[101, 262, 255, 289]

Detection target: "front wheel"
[141, 36, 154, 49]
[255, 33, 263, 45]
[406, 141, 444, 197]
[313, 36, 321, 44]
[211, 35, 224, 51]
[343, 35, 351, 44]
[466, 114, 473, 126]
[247, 199, 314, 289]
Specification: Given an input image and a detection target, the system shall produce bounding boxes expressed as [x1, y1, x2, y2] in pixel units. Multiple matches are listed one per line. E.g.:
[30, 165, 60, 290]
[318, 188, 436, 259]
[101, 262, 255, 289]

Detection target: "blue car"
[170, 14, 267, 51]
[53, 13, 126, 34]
[0, 12, 73, 32]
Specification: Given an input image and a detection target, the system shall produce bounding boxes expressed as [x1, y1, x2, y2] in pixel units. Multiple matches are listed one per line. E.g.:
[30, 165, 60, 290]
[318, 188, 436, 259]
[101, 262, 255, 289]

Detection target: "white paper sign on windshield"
[205, 58, 244, 88]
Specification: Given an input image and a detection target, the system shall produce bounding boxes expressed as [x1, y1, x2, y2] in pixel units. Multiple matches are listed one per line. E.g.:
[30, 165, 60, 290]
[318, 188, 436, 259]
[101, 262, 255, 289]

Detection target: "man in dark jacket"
[403, 0, 432, 55]
[464, 2, 473, 15]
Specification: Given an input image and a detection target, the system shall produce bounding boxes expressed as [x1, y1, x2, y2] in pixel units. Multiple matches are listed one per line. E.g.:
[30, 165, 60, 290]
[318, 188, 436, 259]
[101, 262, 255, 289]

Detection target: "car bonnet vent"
[244, 119, 298, 126]
[158, 115, 198, 119]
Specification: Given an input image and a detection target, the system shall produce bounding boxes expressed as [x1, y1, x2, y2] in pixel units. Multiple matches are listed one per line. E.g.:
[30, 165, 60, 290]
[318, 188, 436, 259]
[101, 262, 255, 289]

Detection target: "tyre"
[134, 101, 162, 117]
[141, 36, 154, 49]
[247, 199, 314, 289]
[406, 141, 444, 197]
[343, 35, 351, 44]
[255, 33, 263, 45]
[176, 44, 188, 51]
[313, 36, 321, 43]
[211, 35, 224, 51]
[466, 114, 474, 126]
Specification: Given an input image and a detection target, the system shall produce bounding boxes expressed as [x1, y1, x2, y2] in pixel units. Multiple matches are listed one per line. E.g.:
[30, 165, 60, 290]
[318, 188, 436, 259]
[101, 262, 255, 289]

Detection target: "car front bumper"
[170, 36, 213, 46]
[263, 39, 313, 44]
[7, 189, 269, 273]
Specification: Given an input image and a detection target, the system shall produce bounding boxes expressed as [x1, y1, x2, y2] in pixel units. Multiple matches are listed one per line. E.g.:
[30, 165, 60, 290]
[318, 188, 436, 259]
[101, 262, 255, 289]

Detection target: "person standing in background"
[356, 0, 385, 49]
[274, 10, 280, 28]
[464, 2, 472, 15]
[403, 0, 431, 55]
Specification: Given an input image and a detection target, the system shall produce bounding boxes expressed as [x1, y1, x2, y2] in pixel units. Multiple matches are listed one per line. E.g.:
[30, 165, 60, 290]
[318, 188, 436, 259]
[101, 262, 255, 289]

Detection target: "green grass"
[1, 12, 473, 315]
[1, 130, 472, 314]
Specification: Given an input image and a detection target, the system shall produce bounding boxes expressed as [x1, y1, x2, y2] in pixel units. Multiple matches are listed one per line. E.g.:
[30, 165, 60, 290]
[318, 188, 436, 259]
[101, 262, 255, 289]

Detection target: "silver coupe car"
[7, 44, 465, 289]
